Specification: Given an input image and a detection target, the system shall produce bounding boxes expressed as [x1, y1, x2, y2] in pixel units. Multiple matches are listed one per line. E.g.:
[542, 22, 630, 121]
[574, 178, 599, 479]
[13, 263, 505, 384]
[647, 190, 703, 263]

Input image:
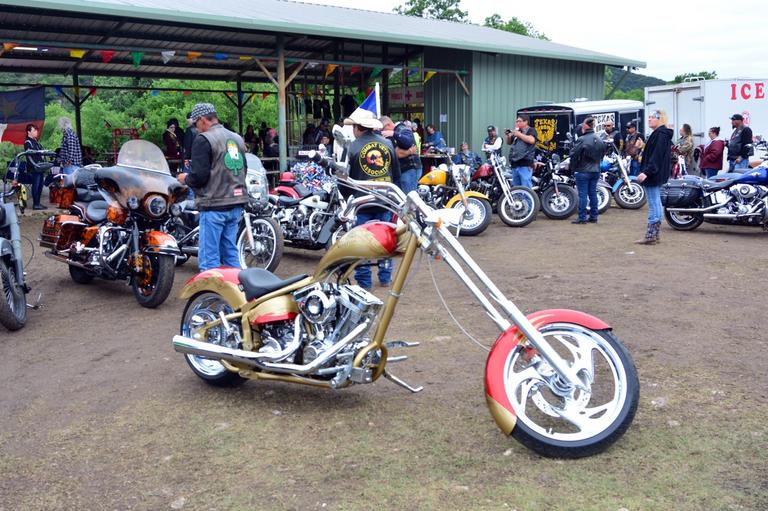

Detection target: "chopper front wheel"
[486, 315, 638, 458]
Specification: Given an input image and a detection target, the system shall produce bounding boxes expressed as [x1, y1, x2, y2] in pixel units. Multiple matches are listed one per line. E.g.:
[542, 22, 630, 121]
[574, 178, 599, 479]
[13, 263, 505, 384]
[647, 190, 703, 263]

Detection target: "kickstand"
[383, 370, 424, 393]
[27, 292, 43, 310]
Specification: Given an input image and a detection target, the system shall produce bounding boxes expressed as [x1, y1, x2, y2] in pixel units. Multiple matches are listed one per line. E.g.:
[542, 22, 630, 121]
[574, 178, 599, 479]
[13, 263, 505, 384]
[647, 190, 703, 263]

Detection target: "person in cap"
[381, 116, 420, 194]
[343, 109, 399, 289]
[453, 141, 481, 167]
[182, 111, 198, 171]
[177, 103, 248, 271]
[482, 125, 502, 158]
[569, 117, 605, 224]
[600, 119, 622, 151]
[727, 113, 753, 171]
[622, 121, 644, 176]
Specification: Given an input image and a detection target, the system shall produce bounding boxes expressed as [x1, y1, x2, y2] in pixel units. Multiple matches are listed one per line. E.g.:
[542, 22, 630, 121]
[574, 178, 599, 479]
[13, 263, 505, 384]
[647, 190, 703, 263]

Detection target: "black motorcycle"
[532, 150, 579, 220]
[165, 154, 283, 272]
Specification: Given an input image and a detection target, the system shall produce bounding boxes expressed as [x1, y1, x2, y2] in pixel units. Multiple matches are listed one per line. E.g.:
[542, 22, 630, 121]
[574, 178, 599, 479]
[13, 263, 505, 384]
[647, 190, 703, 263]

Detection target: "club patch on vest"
[224, 139, 244, 175]
[358, 141, 391, 178]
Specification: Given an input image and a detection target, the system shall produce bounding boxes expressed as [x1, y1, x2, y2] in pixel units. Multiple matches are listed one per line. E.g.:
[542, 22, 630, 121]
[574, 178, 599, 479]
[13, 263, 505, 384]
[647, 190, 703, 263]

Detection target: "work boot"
[651, 222, 662, 243]
[634, 223, 657, 245]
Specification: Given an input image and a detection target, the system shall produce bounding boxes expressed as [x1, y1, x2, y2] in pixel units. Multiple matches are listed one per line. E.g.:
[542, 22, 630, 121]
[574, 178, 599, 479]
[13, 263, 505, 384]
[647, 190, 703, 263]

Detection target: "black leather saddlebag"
[661, 179, 701, 208]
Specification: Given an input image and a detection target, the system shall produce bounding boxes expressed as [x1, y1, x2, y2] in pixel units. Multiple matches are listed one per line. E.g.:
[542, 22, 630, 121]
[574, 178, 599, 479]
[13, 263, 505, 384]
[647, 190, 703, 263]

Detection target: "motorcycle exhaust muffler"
[172, 319, 369, 375]
[702, 213, 762, 220]
[666, 204, 721, 214]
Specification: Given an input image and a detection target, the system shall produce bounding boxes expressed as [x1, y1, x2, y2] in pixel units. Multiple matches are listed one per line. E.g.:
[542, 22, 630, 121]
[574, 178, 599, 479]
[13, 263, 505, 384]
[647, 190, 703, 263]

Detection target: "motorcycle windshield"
[95, 140, 186, 209]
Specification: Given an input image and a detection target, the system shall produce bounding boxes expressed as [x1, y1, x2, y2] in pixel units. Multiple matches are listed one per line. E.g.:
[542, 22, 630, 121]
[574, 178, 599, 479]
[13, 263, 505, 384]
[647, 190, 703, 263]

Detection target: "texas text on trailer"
[517, 100, 644, 156]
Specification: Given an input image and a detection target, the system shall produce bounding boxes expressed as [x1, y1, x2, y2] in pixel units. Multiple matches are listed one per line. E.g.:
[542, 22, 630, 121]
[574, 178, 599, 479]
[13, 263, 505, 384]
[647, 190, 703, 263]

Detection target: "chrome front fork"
[432, 223, 585, 390]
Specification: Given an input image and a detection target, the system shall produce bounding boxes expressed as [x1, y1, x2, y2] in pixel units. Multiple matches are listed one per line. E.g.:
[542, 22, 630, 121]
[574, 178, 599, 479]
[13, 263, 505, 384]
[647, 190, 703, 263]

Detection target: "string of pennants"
[2, 42, 444, 84]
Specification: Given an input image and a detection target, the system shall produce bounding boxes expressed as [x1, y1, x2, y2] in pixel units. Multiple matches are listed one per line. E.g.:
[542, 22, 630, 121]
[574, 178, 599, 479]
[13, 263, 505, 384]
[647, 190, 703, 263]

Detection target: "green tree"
[483, 13, 549, 40]
[671, 71, 717, 84]
[393, 0, 468, 22]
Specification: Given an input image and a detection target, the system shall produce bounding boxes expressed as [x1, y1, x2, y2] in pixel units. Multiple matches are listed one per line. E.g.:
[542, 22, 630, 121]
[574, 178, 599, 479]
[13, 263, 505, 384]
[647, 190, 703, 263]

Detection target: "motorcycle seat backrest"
[76, 188, 102, 202]
[85, 200, 109, 224]
[238, 268, 309, 301]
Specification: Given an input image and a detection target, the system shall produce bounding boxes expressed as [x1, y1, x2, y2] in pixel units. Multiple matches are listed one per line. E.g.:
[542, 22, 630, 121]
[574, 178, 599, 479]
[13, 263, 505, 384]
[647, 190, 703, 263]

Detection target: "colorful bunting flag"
[324, 64, 338, 77]
[390, 67, 402, 77]
[187, 51, 202, 62]
[262, 92, 269, 101]
[69, 49, 86, 59]
[150, 89, 159, 96]
[99, 50, 116, 63]
[424, 71, 437, 83]
[369, 67, 383, 79]
[161, 51, 175, 64]
[182, 90, 191, 96]
[131, 51, 144, 68]
[53, 86, 63, 96]
[74, 86, 81, 96]
[89, 87, 97, 97]
[238, 92, 245, 102]
[239, 56, 253, 61]
[2, 43, 18, 54]
[349, 66, 361, 75]
[407, 68, 420, 77]
[214, 52, 228, 61]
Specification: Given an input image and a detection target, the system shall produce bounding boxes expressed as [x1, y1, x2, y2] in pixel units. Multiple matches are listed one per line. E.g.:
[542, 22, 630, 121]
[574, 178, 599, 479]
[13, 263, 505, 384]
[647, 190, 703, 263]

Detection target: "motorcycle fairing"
[485, 309, 611, 435]
[94, 165, 187, 210]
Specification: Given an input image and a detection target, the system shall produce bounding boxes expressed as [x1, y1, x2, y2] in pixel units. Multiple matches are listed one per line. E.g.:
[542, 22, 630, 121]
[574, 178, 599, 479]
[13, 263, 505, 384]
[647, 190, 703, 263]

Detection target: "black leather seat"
[85, 200, 109, 223]
[278, 196, 302, 207]
[701, 178, 737, 192]
[76, 188, 103, 202]
[238, 268, 308, 301]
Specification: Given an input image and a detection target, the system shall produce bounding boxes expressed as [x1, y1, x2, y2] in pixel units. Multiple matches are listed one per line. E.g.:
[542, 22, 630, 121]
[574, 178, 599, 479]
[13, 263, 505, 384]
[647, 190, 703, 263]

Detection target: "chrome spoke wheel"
[238, 217, 282, 271]
[181, 293, 237, 378]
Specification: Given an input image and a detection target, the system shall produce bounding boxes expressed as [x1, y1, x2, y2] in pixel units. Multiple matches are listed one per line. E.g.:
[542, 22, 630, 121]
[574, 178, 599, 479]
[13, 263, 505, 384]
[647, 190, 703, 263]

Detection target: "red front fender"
[484, 309, 611, 434]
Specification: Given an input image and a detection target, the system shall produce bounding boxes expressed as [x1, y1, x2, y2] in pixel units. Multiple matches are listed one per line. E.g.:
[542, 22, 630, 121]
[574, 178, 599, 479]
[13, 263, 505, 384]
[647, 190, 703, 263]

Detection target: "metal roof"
[0, 0, 645, 82]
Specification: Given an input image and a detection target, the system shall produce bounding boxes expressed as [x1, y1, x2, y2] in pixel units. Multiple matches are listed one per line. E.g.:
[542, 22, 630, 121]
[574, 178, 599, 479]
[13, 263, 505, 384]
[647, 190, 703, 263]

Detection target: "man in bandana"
[344, 109, 399, 289]
[177, 103, 248, 271]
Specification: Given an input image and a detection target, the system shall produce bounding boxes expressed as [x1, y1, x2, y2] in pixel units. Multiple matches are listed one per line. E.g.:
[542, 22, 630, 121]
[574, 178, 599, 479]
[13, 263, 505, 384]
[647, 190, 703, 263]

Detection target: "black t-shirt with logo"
[344, 131, 400, 213]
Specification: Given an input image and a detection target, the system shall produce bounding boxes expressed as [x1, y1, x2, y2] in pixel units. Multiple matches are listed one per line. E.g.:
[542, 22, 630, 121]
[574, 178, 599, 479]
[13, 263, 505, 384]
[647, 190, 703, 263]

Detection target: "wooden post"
[277, 36, 288, 172]
[73, 70, 83, 143]
[236, 79, 244, 135]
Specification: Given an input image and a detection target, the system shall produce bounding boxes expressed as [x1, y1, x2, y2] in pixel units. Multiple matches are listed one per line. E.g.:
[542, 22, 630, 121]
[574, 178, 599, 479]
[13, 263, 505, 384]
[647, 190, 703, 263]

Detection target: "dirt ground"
[1, 204, 767, 511]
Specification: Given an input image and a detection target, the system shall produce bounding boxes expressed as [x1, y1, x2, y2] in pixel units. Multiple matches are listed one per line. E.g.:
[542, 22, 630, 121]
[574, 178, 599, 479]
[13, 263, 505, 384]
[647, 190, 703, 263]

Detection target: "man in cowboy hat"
[343, 108, 399, 289]
[177, 102, 248, 271]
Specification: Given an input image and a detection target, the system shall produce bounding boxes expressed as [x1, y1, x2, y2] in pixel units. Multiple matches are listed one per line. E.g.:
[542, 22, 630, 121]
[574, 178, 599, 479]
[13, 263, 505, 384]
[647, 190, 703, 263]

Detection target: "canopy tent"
[0, 0, 645, 169]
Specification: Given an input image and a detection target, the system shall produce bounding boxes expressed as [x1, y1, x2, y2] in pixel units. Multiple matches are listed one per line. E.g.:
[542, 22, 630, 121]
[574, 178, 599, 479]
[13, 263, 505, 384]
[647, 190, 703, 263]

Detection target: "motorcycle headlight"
[246, 168, 268, 202]
[144, 194, 167, 218]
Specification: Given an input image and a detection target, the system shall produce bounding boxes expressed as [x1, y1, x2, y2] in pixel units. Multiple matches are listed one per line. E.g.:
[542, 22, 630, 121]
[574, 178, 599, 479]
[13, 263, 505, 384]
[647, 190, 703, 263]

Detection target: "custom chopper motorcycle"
[416, 151, 492, 236]
[662, 156, 768, 231]
[171, 155, 639, 459]
[41, 140, 186, 308]
[165, 153, 283, 272]
[469, 152, 539, 227]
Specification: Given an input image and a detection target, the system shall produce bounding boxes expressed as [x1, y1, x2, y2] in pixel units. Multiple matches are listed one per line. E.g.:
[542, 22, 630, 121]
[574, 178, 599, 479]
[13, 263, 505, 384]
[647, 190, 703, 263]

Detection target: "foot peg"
[385, 340, 420, 364]
[383, 370, 424, 393]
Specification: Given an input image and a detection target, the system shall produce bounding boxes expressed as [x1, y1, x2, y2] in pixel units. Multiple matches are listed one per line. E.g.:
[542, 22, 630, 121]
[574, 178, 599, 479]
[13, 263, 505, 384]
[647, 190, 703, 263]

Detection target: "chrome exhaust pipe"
[666, 203, 721, 214]
[172, 319, 369, 375]
[44, 251, 92, 270]
[702, 213, 761, 220]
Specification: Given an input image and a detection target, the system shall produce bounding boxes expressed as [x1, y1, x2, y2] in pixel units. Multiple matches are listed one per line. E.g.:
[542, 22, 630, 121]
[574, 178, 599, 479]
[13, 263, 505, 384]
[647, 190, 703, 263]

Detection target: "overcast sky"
[299, 0, 765, 81]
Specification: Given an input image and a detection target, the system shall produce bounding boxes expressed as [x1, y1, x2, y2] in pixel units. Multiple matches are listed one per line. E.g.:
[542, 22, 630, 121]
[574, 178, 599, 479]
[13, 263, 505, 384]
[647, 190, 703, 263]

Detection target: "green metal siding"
[424, 49, 473, 151]
[469, 53, 604, 152]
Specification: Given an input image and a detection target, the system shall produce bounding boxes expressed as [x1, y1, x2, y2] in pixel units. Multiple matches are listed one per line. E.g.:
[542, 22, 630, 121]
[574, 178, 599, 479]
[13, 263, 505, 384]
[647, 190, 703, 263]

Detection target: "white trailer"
[645, 79, 768, 167]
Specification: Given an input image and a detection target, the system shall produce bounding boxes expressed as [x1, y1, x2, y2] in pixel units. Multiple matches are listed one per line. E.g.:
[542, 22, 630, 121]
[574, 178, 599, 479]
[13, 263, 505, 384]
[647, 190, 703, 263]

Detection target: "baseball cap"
[190, 103, 217, 122]
[626, 121, 637, 129]
[730, 113, 744, 121]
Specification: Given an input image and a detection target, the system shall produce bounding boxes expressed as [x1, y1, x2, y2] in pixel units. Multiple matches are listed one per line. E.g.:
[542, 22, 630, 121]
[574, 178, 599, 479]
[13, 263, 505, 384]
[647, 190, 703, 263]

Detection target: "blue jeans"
[728, 159, 749, 171]
[198, 207, 243, 271]
[645, 185, 662, 224]
[354, 210, 393, 288]
[398, 168, 420, 194]
[30, 172, 45, 206]
[702, 168, 719, 179]
[510, 165, 533, 188]
[62, 165, 78, 176]
[629, 160, 640, 177]
[575, 172, 599, 221]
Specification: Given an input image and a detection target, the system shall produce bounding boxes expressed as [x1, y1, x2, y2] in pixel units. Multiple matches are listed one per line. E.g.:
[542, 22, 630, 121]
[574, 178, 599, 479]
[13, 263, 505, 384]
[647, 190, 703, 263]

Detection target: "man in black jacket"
[177, 103, 248, 270]
[727, 114, 753, 171]
[344, 109, 398, 288]
[569, 118, 605, 224]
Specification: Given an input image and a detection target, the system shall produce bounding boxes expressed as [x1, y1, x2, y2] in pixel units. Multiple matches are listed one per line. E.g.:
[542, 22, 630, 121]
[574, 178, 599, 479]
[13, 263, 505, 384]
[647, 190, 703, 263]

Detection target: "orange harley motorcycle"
[172, 169, 639, 458]
[41, 140, 186, 308]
